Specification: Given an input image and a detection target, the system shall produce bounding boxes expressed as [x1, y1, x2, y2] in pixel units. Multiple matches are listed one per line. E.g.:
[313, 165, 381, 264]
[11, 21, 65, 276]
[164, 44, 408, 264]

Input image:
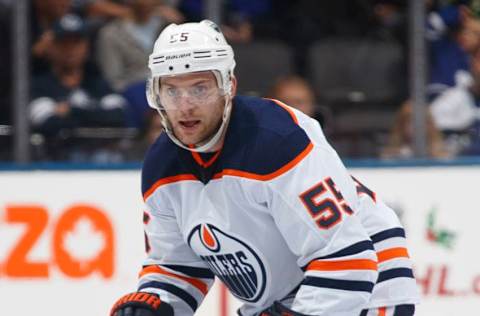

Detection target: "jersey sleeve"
[138, 199, 215, 315]
[352, 177, 420, 307]
[266, 129, 378, 315]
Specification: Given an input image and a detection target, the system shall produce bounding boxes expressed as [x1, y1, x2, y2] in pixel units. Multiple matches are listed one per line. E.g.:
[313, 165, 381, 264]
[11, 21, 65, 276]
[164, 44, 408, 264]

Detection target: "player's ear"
[230, 75, 237, 96]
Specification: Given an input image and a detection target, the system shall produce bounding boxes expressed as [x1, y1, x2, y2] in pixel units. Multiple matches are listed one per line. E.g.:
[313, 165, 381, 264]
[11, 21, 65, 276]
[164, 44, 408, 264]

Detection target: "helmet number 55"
[170, 32, 189, 43]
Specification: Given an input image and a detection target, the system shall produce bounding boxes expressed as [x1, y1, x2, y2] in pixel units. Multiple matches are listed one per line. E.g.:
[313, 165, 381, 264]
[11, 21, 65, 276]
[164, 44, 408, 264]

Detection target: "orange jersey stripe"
[307, 259, 378, 272]
[144, 142, 312, 199]
[190, 149, 222, 168]
[266, 98, 299, 124]
[139, 265, 208, 295]
[143, 174, 197, 201]
[213, 141, 314, 181]
[377, 247, 409, 263]
[145, 138, 313, 197]
[378, 307, 386, 316]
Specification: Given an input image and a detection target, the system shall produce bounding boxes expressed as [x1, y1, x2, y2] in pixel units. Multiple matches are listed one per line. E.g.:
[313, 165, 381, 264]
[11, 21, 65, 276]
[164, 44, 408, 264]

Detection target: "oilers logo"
[188, 223, 267, 302]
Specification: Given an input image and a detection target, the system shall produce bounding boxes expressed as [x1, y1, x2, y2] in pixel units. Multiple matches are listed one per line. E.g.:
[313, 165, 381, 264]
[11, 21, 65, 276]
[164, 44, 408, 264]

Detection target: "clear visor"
[148, 72, 226, 111]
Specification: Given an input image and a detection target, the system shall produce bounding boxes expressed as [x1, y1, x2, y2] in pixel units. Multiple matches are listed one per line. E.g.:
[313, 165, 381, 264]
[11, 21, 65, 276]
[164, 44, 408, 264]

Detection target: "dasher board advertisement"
[352, 167, 480, 316]
[1, 167, 479, 315]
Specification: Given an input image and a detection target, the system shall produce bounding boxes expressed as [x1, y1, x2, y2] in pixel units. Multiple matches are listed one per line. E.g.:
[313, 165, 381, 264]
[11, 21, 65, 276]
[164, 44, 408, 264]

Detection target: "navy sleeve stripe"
[162, 264, 215, 279]
[393, 304, 415, 316]
[319, 240, 374, 259]
[138, 281, 198, 311]
[360, 305, 415, 316]
[377, 268, 414, 283]
[303, 241, 374, 270]
[370, 228, 406, 244]
[302, 276, 374, 293]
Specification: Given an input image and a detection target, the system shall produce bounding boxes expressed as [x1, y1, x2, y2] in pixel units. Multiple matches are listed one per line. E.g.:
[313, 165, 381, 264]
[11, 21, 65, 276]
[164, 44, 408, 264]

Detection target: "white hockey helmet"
[146, 20, 236, 152]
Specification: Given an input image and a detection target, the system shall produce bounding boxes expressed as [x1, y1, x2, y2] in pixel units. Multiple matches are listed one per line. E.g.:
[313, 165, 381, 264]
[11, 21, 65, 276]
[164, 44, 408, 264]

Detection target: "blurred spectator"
[268, 75, 332, 133]
[263, 1, 401, 75]
[269, 75, 316, 116]
[0, 1, 11, 161]
[178, 0, 276, 44]
[427, 1, 480, 98]
[30, 0, 149, 75]
[30, 0, 86, 75]
[223, 0, 276, 43]
[431, 44, 480, 156]
[86, 0, 133, 20]
[29, 14, 127, 161]
[285, 0, 373, 39]
[381, 101, 449, 159]
[368, 0, 407, 42]
[0, 1, 11, 125]
[96, 0, 181, 128]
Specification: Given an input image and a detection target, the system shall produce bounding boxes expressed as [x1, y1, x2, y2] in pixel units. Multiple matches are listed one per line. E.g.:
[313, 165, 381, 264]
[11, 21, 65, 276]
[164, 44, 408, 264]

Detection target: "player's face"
[160, 71, 226, 146]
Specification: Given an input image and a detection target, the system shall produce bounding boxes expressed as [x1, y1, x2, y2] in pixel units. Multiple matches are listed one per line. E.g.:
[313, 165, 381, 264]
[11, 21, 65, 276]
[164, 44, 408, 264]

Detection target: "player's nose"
[176, 95, 197, 113]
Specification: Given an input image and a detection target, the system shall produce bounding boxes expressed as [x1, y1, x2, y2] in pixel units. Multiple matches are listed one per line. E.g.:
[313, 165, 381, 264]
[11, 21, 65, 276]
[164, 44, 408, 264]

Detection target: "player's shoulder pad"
[141, 133, 190, 197]
[223, 96, 312, 177]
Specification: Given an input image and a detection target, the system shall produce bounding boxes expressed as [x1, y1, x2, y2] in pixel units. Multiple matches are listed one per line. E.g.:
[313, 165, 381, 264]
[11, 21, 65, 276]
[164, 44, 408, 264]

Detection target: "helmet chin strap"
[157, 94, 232, 153]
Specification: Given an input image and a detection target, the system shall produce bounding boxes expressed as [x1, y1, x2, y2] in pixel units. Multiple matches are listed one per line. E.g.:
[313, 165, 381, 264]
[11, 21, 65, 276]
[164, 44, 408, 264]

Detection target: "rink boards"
[0, 165, 478, 316]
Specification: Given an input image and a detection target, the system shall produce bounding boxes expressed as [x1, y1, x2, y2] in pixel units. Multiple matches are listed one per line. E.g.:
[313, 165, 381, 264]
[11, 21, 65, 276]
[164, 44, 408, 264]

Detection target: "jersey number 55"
[299, 177, 354, 230]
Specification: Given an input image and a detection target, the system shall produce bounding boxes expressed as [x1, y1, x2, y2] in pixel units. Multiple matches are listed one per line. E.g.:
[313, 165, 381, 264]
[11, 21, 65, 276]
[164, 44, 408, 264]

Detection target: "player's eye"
[190, 84, 209, 98]
[165, 87, 179, 98]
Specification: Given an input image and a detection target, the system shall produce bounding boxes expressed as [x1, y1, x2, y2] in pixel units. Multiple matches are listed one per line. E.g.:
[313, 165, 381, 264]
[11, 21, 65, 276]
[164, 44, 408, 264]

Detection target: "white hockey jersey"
[139, 96, 420, 315]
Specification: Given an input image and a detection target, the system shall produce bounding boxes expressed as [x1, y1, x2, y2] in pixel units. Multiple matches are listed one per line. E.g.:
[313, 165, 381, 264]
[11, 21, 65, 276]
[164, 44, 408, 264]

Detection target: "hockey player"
[110, 20, 420, 316]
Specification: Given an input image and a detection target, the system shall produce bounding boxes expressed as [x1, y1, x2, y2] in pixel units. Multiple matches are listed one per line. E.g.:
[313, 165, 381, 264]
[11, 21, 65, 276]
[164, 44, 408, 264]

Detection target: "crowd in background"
[1, 0, 480, 162]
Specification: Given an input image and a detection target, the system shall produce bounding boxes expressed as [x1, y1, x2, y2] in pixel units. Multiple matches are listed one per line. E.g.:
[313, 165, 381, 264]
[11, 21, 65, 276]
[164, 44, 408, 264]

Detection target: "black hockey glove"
[110, 292, 174, 316]
[260, 301, 311, 316]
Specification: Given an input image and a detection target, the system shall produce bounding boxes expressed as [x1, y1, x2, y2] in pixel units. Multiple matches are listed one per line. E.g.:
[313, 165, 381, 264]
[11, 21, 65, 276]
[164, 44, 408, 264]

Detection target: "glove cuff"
[261, 301, 311, 316]
[110, 292, 173, 316]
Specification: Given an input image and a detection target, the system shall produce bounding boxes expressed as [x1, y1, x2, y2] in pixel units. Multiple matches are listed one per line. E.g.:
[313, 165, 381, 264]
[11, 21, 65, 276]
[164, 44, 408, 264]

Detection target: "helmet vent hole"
[169, 66, 173, 71]
[185, 64, 190, 69]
